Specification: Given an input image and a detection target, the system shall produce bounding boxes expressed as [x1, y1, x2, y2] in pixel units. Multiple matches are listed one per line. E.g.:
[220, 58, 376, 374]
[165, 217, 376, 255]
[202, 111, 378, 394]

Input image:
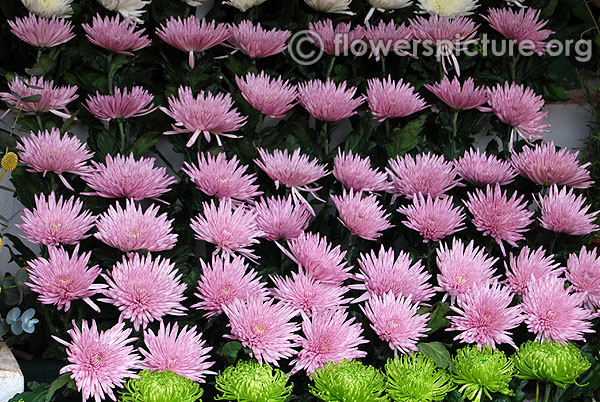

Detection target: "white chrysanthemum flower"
[304, 0, 354, 15]
[182, 0, 207, 5]
[368, 0, 412, 10]
[417, 0, 479, 17]
[97, 0, 151, 24]
[223, 0, 267, 11]
[504, 0, 525, 6]
[21, 0, 73, 18]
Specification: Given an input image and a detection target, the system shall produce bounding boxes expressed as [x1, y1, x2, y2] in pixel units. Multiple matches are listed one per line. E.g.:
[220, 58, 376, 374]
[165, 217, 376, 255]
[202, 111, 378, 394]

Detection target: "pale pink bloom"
[191, 199, 262, 261]
[398, 194, 466, 242]
[308, 19, 365, 55]
[291, 309, 367, 376]
[537, 185, 599, 236]
[26, 245, 104, 312]
[54, 320, 140, 402]
[191, 255, 269, 317]
[331, 189, 393, 241]
[367, 75, 428, 121]
[254, 195, 311, 241]
[424, 76, 487, 111]
[505, 246, 562, 296]
[464, 185, 534, 255]
[82, 14, 151, 55]
[454, 148, 517, 186]
[333, 149, 391, 192]
[9, 13, 74, 48]
[567, 246, 600, 311]
[297, 79, 364, 122]
[18, 192, 95, 246]
[223, 296, 300, 366]
[361, 292, 429, 353]
[228, 21, 291, 58]
[85, 86, 157, 121]
[141, 322, 215, 383]
[484, 8, 553, 54]
[364, 20, 413, 61]
[83, 153, 175, 201]
[235, 72, 297, 119]
[161, 86, 247, 147]
[449, 282, 523, 349]
[157, 16, 230, 68]
[17, 128, 94, 190]
[182, 152, 262, 202]
[522, 275, 594, 343]
[511, 141, 593, 188]
[94, 200, 178, 252]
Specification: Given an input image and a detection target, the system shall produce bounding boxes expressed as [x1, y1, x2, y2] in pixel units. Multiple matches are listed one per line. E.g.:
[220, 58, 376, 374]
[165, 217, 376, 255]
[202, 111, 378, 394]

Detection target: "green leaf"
[132, 131, 161, 158]
[426, 302, 451, 334]
[219, 341, 242, 364]
[8, 374, 71, 402]
[418, 342, 452, 370]
[44, 373, 72, 402]
[385, 114, 427, 158]
[0, 131, 18, 148]
[19, 95, 42, 103]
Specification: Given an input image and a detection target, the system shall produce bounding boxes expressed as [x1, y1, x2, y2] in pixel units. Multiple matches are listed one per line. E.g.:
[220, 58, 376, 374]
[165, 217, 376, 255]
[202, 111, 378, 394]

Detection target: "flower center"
[89, 352, 104, 368]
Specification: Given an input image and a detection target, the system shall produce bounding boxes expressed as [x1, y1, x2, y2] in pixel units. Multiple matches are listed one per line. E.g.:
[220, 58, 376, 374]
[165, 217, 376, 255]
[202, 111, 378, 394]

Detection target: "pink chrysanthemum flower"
[567, 246, 600, 311]
[436, 238, 498, 302]
[0, 75, 78, 119]
[464, 184, 534, 255]
[9, 13, 74, 48]
[361, 292, 429, 353]
[333, 150, 391, 192]
[94, 200, 178, 252]
[192, 255, 269, 317]
[367, 76, 428, 121]
[505, 246, 562, 296]
[223, 296, 300, 366]
[424, 76, 488, 111]
[191, 199, 262, 261]
[228, 20, 291, 58]
[82, 14, 151, 55]
[53, 320, 140, 402]
[85, 86, 157, 121]
[156, 16, 230, 68]
[287, 232, 351, 286]
[235, 72, 297, 119]
[308, 19, 365, 55]
[398, 194, 466, 242]
[454, 148, 517, 187]
[522, 275, 594, 343]
[537, 185, 599, 236]
[511, 141, 593, 188]
[331, 189, 393, 241]
[141, 322, 215, 383]
[83, 153, 175, 201]
[387, 152, 462, 199]
[364, 20, 413, 61]
[484, 8, 553, 54]
[18, 192, 95, 246]
[161, 86, 247, 147]
[26, 245, 104, 312]
[297, 79, 365, 122]
[291, 309, 368, 376]
[254, 195, 311, 241]
[449, 282, 523, 349]
[17, 128, 94, 190]
[182, 152, 262, 203]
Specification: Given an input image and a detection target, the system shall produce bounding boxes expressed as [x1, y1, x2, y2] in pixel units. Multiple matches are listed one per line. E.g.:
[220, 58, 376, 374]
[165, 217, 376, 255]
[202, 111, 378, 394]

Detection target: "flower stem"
[510, 54, 521, 83]
[36, 49, 42, 64]
[35, 114, 44, 132]
[381, 55, 386, 75]
[118, 120, 126, 153]
[543, 383, 552, 402]
[451, 110, 459, 158]
[106, 54, 115, 95]
[257, 114, 264, 134]
[535, 382, 540, 402]
[321, 120, 329, 156]
[385, 119, 391, 138]
[346, 233, 356, 264]
[326, 56, 336, 79]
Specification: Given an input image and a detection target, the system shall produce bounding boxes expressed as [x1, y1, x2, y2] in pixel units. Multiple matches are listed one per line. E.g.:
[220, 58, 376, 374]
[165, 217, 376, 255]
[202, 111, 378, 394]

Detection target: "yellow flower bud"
[1, 152, 18, 171]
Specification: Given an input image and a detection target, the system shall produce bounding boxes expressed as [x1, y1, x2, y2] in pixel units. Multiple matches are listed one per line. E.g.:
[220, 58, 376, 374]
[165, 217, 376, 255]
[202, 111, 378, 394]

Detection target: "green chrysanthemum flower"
[309, 359, 388, 402]
[120, 370, 203, 402]
[452, 346, 514, 402]
[385, 353, 454, 402]
[512, 341, 591, 388]
[215, 360, 293, 402]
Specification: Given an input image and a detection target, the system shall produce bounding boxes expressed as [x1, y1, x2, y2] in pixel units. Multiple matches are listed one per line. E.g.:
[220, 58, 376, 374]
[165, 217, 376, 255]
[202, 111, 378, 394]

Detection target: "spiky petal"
[331, 189, 393, 241]
[333, 150, 391, 192]
[367, 75, 428, 121]
[455, 148, 517, 187]
[82, 13, 151, 55]
[254, 195, 311, 241]
[484, 7, 553, 54]
[505, 246, 562, 296]
[537, 185, 599, 236]
[228, 21, 291, 58]
[9, 13, 74, 48]
[85, 86, 157, 121]
[566, 246, 600, 311]
[236, 72, 297, 119]
[298, 79, 365, 122]
[398, 194, 466, 242]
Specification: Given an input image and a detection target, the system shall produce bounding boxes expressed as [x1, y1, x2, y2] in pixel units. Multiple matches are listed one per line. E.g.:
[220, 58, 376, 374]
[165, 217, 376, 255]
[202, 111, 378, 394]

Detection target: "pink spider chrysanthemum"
[511, 141, 593, 188]
[82, 14, 151, 55]
[484, 7, 553, 54]
[454, 148, 517, 187]
[161, 86, 247, 147]
[297, 79, 365, 122]
[567, 246, 600, 311]
[331, 189, 393, 241]
[308, 19, 365, 55]
[464, 184, 534, 255]
[398, 194, 466, 243]
[235, 71, 297, 119]
[156, 16, 230, 68]
[9, 13, 75, 48]
[291, 309, 368, 376]
[333, 150, 391, 192]
[223, 296, 300, 366]
[536, 185, 599, 236]
[83, 153, 175, 201]
[522, 275, 594, 343]
[141, 322, 215, 383]
[17, 128, 94, 191]
[254, 195, 311, 241]
[53, 320, 140, 402]
[361, 292, 429, 354]
[228, 20, 291, 58]
[192, 255, 269, 317]
[100, 253, 186, 331]
[85, 86, 157, 121]
[367, 75, 428, 121]
[505, 246, 562, 296]
[182, 152, 262, 203]
[364, 20, 413, 61]
[18, 192, 95, 246]
[26, 245, 104, 312]
[94, 200, 178, 252]
[424, 76, 488, 111]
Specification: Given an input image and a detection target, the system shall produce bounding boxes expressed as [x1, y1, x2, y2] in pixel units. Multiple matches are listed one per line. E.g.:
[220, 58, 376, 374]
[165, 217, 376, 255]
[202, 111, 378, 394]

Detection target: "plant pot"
[0, 344, 24, 402]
